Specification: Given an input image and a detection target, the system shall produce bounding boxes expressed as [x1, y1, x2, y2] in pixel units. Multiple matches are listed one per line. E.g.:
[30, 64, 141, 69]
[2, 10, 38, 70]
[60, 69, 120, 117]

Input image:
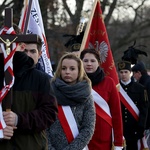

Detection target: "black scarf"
[13, 52, 34, 77]
[87, 67, 105, 86]
[52, 78, 91, 106]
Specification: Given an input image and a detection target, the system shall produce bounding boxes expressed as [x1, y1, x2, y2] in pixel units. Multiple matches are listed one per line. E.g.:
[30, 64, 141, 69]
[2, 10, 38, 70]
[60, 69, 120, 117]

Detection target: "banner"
[80, 0, 119, 86]
[19, 0, 53, 76]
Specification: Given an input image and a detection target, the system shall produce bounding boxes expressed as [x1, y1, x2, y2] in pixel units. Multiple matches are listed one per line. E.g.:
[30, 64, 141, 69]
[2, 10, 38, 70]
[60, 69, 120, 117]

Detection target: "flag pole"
[79, 0, 98, 52]
[23, 0, 33, 34]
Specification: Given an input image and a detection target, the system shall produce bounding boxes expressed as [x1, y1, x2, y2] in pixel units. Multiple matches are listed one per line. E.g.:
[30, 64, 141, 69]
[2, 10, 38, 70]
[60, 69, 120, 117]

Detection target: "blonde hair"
[53, 52, 91, 86]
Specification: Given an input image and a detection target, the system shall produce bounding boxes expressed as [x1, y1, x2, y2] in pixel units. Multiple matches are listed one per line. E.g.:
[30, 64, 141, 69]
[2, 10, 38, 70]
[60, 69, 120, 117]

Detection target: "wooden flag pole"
[23, 0, 33, 34]
[79, 0, 98, 52]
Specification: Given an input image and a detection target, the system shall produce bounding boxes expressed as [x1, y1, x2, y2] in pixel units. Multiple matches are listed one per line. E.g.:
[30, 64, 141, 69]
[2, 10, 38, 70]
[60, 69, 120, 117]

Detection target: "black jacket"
[0, 52, 58, 150]
[120, 81, 148, 140]
[139, 73, 150, 129]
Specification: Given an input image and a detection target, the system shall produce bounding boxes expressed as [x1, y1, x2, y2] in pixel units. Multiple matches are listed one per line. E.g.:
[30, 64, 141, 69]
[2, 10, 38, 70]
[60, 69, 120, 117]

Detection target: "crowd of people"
[0, 25, 150, 150]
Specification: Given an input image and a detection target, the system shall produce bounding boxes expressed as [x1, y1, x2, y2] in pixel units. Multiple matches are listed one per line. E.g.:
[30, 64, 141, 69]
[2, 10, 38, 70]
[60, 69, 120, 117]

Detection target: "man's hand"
[3, 126, 14, 140]
[16, 43, 26, 51]
[3, 111, 18, 126]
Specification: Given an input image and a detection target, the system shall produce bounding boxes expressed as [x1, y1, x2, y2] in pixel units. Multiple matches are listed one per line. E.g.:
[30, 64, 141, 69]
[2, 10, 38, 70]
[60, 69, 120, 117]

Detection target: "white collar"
[121, 79, 131, 85]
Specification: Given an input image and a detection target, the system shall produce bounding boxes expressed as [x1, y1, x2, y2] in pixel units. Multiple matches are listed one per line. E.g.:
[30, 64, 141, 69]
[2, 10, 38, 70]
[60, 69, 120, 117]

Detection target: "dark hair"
[131, 61, 147, 75]
[80, 48, 100, 62]
[25, 35, 42, 52]
[36, 35, 42, 51]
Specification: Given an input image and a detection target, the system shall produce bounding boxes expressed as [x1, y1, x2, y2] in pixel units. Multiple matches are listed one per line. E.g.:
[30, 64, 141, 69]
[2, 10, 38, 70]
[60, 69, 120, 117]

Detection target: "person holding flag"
[0, 27, 58, 149]
[19, 0, 53, 76]
[80, 49, 123, 150]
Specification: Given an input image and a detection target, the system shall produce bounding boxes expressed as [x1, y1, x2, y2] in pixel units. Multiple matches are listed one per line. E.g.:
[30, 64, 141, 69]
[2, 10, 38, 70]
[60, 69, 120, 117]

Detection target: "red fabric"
[95, 102, 112, 127]
[82, 0, 119, 85]
[80, 1, 123, 149]
[0, 27, 17, 102]
[57, 106, 74, 143]
[88, 77, 123, 150]
[0, 122, 2, 130]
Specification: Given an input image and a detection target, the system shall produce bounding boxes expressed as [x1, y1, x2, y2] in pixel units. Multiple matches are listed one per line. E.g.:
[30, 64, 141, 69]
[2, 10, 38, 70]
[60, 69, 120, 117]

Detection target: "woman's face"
[82, 53, 99, 73]
[61, 58, 79, 85]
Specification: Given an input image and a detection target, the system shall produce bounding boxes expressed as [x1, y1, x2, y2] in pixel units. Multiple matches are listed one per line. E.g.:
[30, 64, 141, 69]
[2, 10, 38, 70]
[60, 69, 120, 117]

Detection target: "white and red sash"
[91, 89, 112, 126]
[0, 26, 17, 138]
[58, 105, 88, 150]
[119, 85, 148, 150]
[119, 85, 139, 121]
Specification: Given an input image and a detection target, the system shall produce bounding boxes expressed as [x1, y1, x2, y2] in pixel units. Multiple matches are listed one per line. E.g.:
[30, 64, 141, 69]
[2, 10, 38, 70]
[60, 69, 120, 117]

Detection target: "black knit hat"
[131, 62, 146, 72]
[118, 61, 131, 71]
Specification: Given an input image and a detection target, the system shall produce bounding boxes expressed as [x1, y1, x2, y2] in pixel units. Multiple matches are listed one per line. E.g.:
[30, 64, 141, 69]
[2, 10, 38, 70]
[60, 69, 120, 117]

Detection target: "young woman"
[47, 53, 95, 150]
[80, 49, 123, 150]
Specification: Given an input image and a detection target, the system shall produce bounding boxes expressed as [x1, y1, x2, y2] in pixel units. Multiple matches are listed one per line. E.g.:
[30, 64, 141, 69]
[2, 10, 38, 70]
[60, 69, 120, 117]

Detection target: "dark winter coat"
[0, 52, 58, 150]
[120, 81, 148, 141]
[139, 73, 150, 129]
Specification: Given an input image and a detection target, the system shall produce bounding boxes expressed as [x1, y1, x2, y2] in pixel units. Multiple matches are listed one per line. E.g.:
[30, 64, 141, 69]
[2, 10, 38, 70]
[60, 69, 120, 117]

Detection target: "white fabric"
[62, 106, 79, 138]
[62, 106, 88, 150]
[119, 85, 139, 116]
[91, 89, 111, 117]
[0, 103, 6, 138]
[137, 136, 148, 150]
[121, 79, 131, 85]
[19, 0, 53, 76]
[114, 146, 123, 150]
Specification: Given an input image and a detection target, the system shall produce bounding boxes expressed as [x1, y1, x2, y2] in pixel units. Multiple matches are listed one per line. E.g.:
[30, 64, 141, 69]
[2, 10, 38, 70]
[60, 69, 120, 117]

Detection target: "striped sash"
[58, 105, 88, 150]
[91, 89, 112, 126]
[119, 85, 148, 150]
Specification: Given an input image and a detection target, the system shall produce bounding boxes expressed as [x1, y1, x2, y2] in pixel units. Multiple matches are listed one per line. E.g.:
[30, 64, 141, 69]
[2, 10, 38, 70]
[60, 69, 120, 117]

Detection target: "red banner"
[80, 0, 119, 86]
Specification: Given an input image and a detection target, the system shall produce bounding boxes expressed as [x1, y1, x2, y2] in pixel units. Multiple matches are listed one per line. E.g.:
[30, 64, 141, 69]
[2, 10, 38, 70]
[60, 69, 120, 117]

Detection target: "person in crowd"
[0, 34, 58, 149]
[23, 38, 44, 71]
[118, 61, 148, 150]
[80, 48, 123, 150]
[14, 24, 49, 74]
[132, 61, 150, 148]
[47, 52, 95, 150]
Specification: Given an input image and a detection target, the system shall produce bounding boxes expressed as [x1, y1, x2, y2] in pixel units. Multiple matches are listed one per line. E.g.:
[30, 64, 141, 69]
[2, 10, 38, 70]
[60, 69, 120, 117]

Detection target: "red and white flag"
[19, 0, 53, 76]
[80, 0, 119, 86]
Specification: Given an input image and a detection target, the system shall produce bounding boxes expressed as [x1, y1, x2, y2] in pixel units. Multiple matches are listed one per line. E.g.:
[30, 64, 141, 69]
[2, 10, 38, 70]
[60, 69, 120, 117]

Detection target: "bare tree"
[0, 0, 150, 68]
